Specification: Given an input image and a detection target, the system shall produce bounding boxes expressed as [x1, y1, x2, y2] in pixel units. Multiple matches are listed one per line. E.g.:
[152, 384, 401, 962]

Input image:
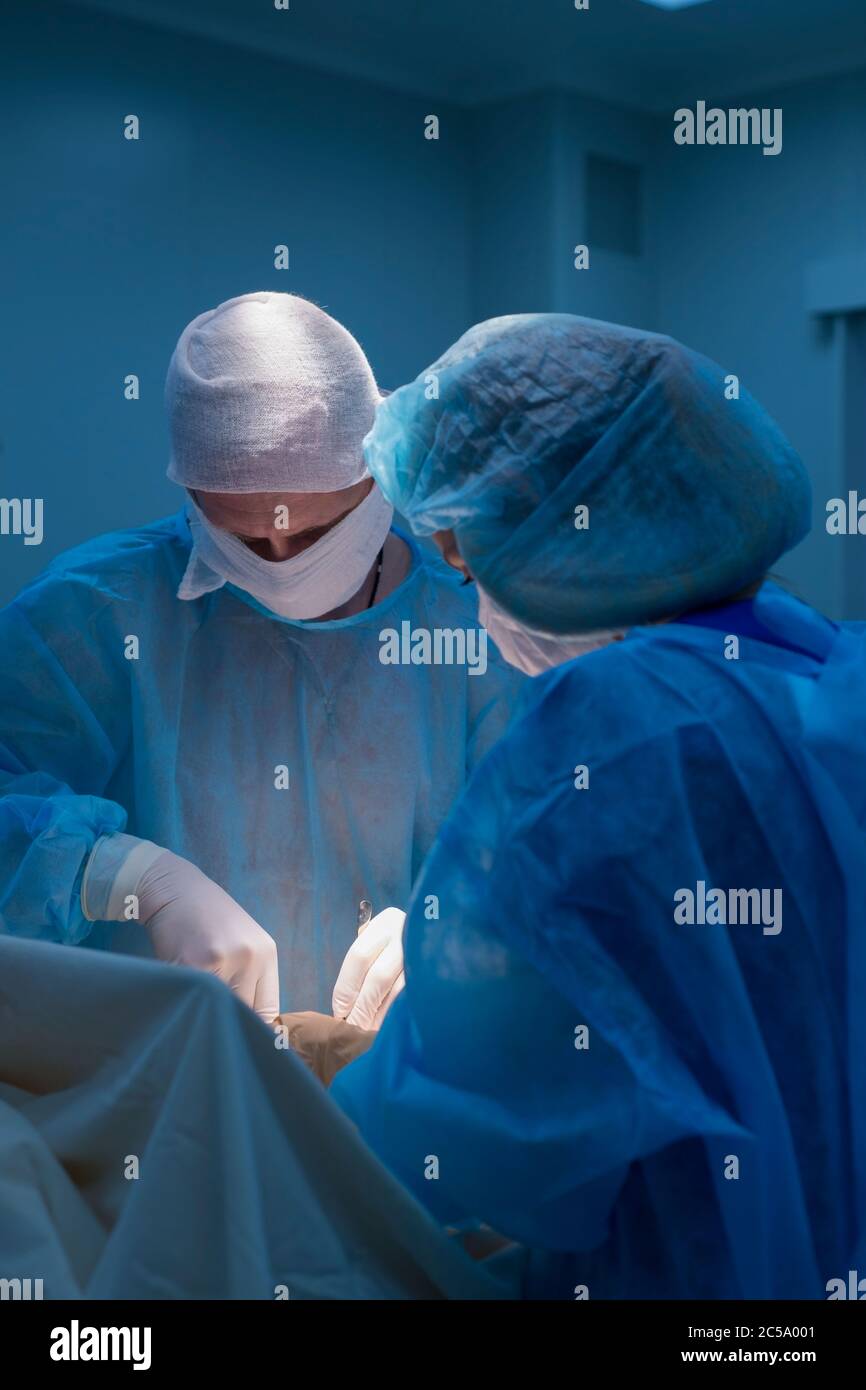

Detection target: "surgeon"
[333, 313, 866, 1299]
[0, 293, 520, 1022]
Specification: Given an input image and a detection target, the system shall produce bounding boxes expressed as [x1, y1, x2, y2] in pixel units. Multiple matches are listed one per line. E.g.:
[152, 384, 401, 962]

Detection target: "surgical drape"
[0, 934, 504, 1299]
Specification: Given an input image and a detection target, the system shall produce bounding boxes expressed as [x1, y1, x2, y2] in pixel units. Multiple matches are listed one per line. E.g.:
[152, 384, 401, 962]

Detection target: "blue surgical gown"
[0, 512, 520, 1011]
[333, 583, 866, 1299]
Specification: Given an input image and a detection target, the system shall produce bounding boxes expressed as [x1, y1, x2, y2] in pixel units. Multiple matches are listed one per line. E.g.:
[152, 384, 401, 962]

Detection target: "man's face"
[194, 478, 373, 560]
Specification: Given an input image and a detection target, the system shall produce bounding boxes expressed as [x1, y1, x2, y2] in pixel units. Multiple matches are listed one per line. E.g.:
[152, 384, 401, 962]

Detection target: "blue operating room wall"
[2, 0, 865, 619]
[468, 91, 657, 332]
[466, 76, 866, 621]
[462, 79, 866, 621]
[651, 70, 866, 620]
[0, 1, 471, 603]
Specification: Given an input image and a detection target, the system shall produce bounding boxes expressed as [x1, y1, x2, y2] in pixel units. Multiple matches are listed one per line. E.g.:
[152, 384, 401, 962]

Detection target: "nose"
[242, 533, 295, 561]
[265, 533, 295, 560]
[249, 531, 320, 561]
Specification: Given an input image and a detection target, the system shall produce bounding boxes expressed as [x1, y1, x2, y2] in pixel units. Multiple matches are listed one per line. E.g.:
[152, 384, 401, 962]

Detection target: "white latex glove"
[137, 851, 280, 1024]
[332, 907, 406, 1031]
[81, 834, 280, 1024]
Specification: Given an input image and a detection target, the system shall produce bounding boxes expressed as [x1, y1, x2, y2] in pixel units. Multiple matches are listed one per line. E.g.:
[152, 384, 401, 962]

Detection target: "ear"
[432, 528, 472, 579]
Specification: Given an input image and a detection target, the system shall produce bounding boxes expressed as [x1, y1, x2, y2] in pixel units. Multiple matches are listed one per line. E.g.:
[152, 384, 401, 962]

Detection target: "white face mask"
[177, 484, 394, 620]
[476, 583, 624, 675]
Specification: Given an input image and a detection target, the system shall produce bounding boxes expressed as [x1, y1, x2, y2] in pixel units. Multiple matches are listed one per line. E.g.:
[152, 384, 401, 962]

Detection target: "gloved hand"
[332, 906, 406, 1031]
[82, 834, 280, 1024]
[137, 851, 280, 1024]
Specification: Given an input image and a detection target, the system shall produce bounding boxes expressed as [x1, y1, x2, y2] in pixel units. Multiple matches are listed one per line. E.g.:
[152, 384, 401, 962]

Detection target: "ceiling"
[68, 0, 866, 111]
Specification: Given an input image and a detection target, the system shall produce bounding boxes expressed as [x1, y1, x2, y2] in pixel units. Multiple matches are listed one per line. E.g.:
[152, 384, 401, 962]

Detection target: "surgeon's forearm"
[0, 756, 127, 944]
[0, 597, 132, 946]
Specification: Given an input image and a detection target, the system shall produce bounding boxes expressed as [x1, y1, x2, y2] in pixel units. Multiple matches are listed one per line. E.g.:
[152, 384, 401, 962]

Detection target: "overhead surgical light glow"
[637, 0, 714, 10]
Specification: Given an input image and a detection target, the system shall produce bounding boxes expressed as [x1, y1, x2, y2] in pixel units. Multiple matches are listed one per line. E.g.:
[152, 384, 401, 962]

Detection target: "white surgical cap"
[166, 292, 382, 493]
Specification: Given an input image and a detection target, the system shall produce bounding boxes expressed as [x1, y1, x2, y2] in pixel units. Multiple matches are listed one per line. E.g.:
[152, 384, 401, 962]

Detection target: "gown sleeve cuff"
[81, 832, 166, 923]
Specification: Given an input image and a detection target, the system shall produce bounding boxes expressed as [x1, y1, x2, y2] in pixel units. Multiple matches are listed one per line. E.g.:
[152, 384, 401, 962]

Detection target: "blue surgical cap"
[364, 314, 811, 632]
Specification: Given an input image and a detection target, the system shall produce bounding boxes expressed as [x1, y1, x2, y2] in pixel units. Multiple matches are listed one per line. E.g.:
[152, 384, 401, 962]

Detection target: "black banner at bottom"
[1, 1297, 861, 1374]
